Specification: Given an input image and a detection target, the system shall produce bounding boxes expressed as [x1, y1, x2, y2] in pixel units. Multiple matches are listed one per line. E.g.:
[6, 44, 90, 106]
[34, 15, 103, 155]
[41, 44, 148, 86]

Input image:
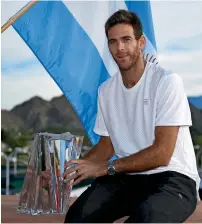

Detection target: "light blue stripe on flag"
[125, 1, 156, 49]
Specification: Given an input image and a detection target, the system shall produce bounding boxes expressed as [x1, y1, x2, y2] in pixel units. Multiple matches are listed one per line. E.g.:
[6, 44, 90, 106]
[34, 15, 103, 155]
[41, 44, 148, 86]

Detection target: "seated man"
[63, 9, 200, 223]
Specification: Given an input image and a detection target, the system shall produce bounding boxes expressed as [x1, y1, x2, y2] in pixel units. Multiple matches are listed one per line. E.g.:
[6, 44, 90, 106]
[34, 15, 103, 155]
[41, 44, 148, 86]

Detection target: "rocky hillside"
[1, 95, 83, 134]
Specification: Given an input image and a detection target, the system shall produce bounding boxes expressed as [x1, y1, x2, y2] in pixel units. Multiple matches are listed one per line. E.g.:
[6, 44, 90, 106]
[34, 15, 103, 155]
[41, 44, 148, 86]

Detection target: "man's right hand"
[63, 159, 108, 186]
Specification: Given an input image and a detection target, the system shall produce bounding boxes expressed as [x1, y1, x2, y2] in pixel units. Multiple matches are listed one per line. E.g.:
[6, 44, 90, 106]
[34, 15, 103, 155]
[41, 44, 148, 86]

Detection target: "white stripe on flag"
[63, 1, 121, 76]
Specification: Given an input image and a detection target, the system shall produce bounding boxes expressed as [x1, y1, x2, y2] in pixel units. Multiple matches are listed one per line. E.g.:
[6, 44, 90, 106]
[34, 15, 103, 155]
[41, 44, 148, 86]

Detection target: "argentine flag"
[13, 1, 157, 145]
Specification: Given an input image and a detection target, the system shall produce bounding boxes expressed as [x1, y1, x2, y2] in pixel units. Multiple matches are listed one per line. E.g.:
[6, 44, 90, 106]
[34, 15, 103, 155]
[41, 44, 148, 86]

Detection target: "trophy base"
[17, 206, 69, 215]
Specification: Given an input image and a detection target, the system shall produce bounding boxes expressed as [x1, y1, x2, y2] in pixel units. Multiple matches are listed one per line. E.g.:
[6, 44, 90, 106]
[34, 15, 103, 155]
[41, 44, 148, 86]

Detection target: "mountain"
[10, 96, 53, 132]
[1, 110, 25, 132]
[1, 95, 202, 139]
[189, 102, 202, 136]
[188, 96, 202, 110]
[2, 95, 84, 135]
[50, 95, 83, 130]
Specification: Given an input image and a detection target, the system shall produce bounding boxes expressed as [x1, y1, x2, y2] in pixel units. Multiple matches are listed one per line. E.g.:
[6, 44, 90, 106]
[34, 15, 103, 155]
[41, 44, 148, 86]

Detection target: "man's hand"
[63, 159, 108, 186]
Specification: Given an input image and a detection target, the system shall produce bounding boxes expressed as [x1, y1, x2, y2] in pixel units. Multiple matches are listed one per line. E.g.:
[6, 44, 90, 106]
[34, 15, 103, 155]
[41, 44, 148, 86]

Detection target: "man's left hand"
[63, 159, 108, 186]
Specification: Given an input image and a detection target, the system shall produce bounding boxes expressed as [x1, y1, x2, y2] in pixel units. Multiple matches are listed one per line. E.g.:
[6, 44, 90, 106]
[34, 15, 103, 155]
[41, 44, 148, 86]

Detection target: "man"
[64, 10, 200, 223]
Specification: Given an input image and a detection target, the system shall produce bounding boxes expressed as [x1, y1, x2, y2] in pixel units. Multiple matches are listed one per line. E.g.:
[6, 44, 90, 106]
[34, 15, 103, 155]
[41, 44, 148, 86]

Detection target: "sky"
[1, 1, 202, 110]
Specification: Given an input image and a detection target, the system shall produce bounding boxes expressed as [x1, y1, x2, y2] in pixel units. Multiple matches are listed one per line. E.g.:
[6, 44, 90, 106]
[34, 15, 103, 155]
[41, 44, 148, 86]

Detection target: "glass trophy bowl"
[17, 132, 84, 215]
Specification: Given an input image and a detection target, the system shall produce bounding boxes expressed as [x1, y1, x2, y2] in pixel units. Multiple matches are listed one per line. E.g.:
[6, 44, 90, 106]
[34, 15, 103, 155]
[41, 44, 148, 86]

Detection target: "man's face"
[107, 23, 145, 71]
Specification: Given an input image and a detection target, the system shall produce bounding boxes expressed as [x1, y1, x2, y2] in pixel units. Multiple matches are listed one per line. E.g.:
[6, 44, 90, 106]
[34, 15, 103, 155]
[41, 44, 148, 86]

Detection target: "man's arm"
[114, 126, 179, 173]
[63, 126, 179, 185]
[82, 136, 115, 161]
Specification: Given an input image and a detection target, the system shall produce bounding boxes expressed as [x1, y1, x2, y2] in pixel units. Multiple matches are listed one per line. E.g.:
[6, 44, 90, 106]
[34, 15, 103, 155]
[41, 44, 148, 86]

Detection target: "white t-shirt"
[94, 62, 200, 198]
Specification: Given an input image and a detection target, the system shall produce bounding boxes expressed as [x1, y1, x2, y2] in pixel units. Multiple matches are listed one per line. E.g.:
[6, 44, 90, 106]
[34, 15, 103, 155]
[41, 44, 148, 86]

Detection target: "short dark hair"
[105, 10, 143, 40]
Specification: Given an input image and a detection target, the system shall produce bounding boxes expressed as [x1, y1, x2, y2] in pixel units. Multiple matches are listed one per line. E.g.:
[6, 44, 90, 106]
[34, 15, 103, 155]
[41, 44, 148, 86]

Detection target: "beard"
[113, 47, 141, 72]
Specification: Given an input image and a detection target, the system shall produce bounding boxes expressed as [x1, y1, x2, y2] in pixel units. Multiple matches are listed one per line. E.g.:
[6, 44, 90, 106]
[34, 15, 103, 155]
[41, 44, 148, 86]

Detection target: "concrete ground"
[1, 195, 202, 223]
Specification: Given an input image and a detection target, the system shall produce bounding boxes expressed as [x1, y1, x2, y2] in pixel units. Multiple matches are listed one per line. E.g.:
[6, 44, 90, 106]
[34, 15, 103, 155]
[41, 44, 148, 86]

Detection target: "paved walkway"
[1, 195, 202, 223]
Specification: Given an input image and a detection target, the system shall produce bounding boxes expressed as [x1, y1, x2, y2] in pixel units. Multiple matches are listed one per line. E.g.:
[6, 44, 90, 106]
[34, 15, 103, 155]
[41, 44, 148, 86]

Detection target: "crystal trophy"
[17, 132, 84, 215]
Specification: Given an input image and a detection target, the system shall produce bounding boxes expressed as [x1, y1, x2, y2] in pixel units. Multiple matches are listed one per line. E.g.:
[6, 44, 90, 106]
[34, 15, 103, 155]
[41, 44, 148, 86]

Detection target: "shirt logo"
[144, 99, 150, 105]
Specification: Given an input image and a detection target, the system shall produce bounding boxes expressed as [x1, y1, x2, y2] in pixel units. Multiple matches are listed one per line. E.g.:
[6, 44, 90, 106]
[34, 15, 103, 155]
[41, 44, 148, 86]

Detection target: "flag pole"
[1, 0, 38, 33]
